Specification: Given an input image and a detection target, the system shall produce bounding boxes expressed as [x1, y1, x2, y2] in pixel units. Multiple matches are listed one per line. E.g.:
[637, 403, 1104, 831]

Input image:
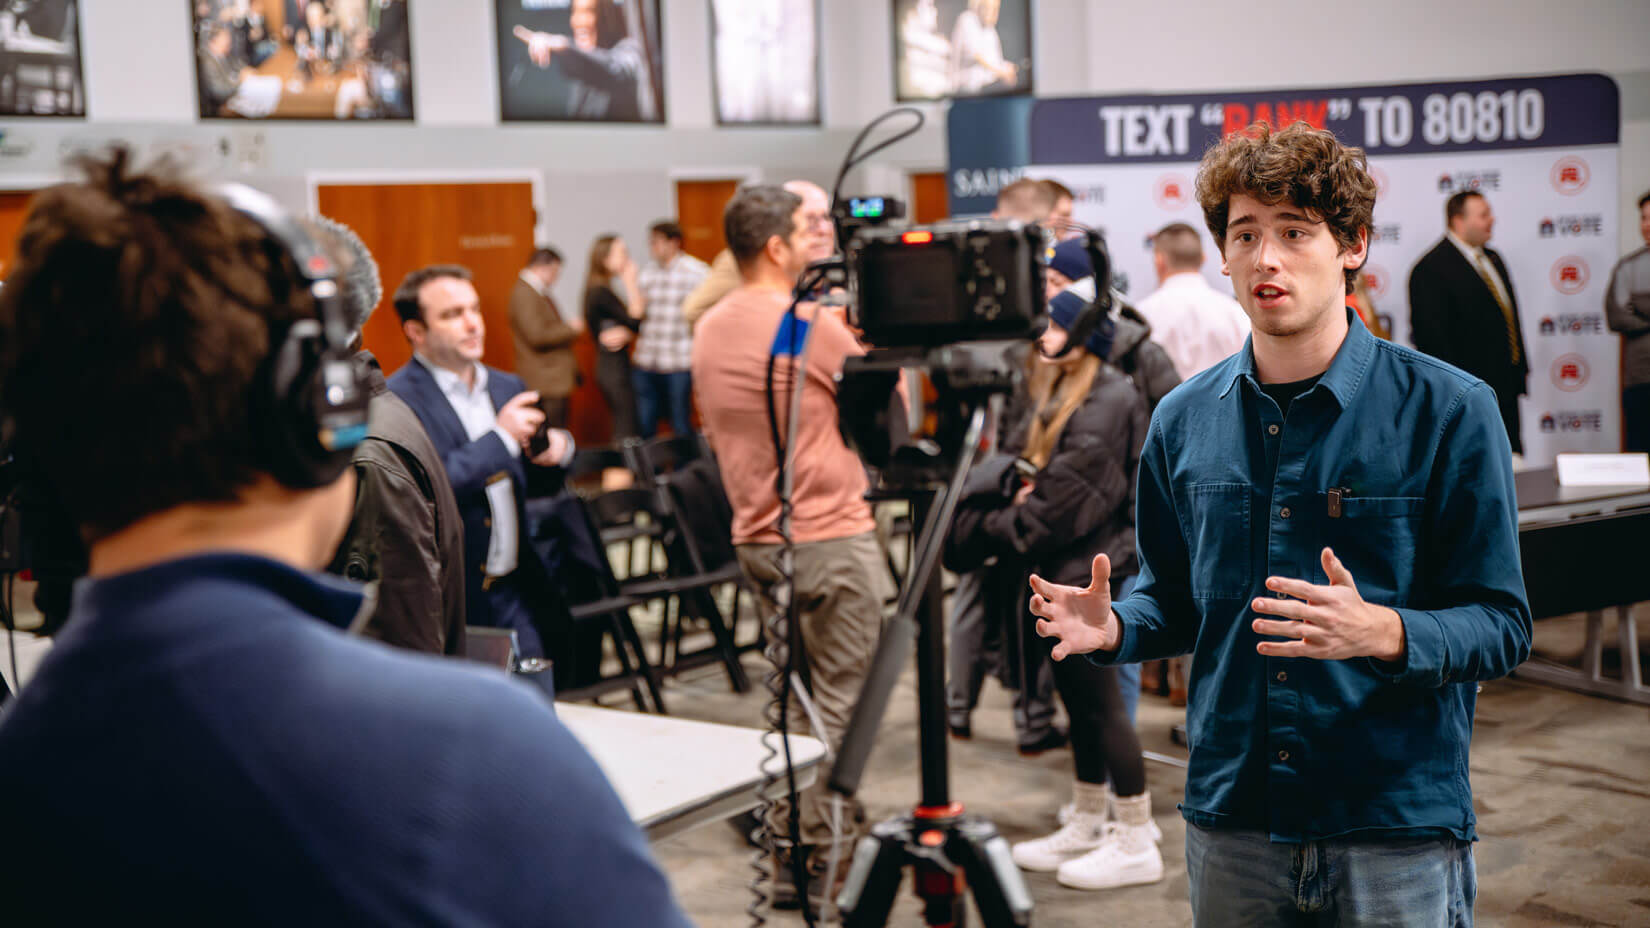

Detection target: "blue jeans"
[1185, 823, 1476, 927]
[632, 369, 694, 439]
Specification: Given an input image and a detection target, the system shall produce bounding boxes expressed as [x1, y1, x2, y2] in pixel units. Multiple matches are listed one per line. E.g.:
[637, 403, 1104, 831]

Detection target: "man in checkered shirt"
[635, 219, 711, 439]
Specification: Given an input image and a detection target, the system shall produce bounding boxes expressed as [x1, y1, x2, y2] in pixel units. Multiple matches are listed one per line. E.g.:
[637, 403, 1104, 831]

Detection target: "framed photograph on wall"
[1, 0, 87, 116]
[710, 0, 819, 126]
[496, 0, 665, 123]
[191, 0, 415, 120]
[891, 0, 1033, 102]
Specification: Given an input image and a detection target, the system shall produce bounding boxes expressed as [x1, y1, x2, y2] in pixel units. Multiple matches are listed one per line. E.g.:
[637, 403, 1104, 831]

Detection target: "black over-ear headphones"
[215, 183, 370, 489]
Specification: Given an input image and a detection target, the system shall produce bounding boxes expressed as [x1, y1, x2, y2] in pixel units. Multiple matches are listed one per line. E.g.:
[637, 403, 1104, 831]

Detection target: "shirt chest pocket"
[1328, 496, 1425, 606]
[1180, 483, 1251, 601]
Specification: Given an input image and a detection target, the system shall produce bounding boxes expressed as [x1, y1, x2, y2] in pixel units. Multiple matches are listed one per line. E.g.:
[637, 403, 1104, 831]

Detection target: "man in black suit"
[1409, 190, 1531, 454]
[387, 264, 575, 661]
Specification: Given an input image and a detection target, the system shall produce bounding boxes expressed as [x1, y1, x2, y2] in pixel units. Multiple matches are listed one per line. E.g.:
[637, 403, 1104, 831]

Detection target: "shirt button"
[1275, 591, 1288, 599]
[1278, 750, 1290, 762]
[1279, 507, 1292, 519]
[1267, 424, 1280, 436]
[1276, 671, 1288, 682]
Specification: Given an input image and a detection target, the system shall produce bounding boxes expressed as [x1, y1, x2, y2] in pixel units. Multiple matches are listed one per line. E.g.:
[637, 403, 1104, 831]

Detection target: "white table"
[557, 704, 828, 841]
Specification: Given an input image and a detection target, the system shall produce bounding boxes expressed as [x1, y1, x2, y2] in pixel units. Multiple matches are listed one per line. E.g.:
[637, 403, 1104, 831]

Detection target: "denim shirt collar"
[1217, 308, 1377, 412]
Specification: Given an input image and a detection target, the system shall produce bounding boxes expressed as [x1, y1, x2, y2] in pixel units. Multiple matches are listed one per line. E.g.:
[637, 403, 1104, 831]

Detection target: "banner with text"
[950, 73, 1621, 464]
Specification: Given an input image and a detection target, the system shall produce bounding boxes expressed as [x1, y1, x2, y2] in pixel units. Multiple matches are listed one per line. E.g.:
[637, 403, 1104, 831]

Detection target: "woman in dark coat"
[948, 288, 1163, 892]
[582, 234, 645, 441]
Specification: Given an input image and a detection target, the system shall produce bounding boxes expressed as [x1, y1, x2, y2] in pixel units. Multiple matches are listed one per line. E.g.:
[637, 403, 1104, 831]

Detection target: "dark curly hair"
[1195, 121, 1376, 293]
[0, 147, 319, 539]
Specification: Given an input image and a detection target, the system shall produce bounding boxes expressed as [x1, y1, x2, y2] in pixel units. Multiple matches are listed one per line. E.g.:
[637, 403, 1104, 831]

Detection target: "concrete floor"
[646, 609, 1650, 928]
[4, 595, 1647, 926]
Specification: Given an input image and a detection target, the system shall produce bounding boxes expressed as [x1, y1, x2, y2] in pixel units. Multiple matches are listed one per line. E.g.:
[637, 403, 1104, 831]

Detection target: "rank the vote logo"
[1436, 170, 1500, 193]
[1540, 411, 1603, 433]
[1550, 257, 1590, 295]
[1538, 314, 1606, 336]
[1539, 215, 1604, 238]
[1551, 156, 1590, 195]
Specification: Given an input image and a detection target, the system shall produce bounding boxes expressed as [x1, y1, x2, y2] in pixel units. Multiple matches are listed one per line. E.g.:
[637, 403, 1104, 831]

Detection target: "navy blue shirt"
[1103, 312, 1531, 843]
[0, 553, 693, 926]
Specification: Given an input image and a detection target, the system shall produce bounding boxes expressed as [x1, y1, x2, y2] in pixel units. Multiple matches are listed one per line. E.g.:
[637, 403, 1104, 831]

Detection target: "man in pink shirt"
[1135, 222, 1253, 379]
[692, 184, 892, 914]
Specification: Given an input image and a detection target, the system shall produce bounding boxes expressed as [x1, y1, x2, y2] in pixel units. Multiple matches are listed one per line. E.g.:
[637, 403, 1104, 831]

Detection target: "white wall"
[3, 0, 1647, 290]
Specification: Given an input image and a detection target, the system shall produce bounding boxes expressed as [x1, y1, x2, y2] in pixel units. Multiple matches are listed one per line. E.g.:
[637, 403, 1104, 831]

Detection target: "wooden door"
[910, 171, 949, 225]
[674, 179, 740, 264]
[0, 191, 36, 280]
[315, 181, 536, 378]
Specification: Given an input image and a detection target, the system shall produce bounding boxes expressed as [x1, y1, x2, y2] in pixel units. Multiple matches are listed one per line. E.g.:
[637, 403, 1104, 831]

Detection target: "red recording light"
[901, 230, 934, 245]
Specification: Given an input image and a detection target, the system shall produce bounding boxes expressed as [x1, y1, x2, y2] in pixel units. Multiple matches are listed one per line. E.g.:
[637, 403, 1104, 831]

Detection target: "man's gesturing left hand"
[1250, 547, 1406, 663]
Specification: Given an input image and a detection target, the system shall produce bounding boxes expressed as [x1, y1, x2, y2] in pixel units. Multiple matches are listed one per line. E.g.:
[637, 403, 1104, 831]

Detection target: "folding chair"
[553, 489, 671, 713]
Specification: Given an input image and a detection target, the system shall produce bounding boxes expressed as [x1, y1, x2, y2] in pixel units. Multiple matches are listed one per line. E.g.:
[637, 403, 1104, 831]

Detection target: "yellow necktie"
[1474, 252, 1521, 366]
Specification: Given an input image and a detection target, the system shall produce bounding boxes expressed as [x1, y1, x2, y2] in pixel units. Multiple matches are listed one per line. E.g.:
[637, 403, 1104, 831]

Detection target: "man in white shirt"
[1134, 222, 1253, 380]
[635, 220, 711, 439]
[387, 264, 574, 659]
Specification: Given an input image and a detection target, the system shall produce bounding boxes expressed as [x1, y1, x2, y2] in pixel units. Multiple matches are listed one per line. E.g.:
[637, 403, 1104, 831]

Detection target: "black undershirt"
[1259, 375, 1322, 416]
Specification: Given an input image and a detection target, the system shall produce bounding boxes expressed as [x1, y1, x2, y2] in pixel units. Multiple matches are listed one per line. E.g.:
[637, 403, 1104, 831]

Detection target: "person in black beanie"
[948, 286, 1165, 891]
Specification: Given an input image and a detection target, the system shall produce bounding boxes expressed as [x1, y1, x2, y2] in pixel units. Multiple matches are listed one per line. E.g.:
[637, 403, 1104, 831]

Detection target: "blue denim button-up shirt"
[1104, 311, 1531, 843]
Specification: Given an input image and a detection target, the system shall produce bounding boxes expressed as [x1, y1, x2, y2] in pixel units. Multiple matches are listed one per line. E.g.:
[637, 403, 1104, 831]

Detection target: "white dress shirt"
[415, 354, 520, 577]
[1133, 272, 1253, 380]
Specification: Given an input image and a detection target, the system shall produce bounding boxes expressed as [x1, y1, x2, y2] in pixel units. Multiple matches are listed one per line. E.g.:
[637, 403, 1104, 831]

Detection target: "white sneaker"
[1057, 799, 1163, 842]
[1055, 823, 1164, 890]
[1011, 812, 1108, 872]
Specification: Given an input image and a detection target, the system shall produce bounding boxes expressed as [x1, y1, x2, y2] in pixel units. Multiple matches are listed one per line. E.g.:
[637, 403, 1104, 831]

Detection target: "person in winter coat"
[948, 286, 1165, 892]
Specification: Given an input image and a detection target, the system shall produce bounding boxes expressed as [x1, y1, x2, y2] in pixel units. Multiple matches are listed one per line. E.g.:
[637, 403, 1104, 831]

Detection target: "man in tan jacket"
[509, 247, 582, 427]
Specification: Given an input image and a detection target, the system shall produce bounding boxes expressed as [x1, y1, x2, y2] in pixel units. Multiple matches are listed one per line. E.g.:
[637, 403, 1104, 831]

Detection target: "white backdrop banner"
[1001, 73, 1621, 464]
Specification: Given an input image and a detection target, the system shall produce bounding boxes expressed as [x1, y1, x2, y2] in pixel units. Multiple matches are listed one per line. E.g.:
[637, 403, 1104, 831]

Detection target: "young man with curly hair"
[0, 150, 691, 926]
[1031, 122, 1531, 926]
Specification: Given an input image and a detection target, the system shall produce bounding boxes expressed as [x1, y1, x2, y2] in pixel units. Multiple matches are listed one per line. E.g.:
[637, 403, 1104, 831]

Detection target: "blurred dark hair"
[392, 264, 472, 325]
[648, 220, 683, 243]
[1445, 190, 1485, 224]
[724, 186, 802, 271]
[0, 147, 320, 538]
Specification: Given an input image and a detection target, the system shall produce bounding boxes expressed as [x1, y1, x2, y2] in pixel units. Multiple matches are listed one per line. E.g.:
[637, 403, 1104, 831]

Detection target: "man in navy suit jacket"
[387, 264, 575, 660]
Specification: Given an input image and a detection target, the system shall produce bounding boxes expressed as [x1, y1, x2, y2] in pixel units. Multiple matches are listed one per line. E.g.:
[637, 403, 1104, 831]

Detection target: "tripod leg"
[951, 817, 1035, 927]
[838, 821, 908, 927]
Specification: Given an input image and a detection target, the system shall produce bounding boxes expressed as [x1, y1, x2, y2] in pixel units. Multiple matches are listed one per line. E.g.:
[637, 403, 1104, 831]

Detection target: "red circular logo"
[1551, 354, 1590, 392]
[1154, 174, 1191, 211]
[1361, 265, 1388, 297]
[1551, 156, 1590, 195]
[1550, 256, 1591, 295]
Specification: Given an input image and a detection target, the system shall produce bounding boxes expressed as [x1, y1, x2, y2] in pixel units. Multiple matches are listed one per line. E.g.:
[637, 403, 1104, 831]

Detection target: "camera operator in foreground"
[945, 286, 1163, 891]
[692, 184, 895, 915]
[1031, 122, 1531, 926]
[0, 150, 691, 926]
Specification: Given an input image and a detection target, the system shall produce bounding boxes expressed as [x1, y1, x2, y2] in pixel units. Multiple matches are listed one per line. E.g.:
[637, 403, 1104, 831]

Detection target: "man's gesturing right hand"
[1030, 553, 1121, 661]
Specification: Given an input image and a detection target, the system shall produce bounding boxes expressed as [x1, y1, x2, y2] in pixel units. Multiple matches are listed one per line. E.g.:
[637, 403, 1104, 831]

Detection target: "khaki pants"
[737, 531, 891, 848]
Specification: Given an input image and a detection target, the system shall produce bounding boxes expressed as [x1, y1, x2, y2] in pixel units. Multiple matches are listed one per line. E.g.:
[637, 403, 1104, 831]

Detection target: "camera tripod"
[828, 345, 1035, 927]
